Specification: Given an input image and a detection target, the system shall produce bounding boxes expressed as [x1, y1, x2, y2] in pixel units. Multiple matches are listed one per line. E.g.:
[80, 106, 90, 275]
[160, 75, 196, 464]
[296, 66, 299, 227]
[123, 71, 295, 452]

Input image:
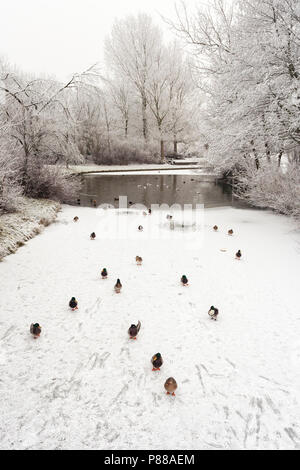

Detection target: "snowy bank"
[0, 198, 60, 261]
[66, 162, 213, 175]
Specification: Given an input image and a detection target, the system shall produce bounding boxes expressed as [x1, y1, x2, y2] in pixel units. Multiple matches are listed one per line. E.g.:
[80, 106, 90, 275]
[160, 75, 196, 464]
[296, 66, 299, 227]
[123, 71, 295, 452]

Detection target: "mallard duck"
[181, 275, 189, 286]
[101, 268, 108, 279]
[164, 377, 177, 396]
[138, 225, 144, 232]
[69, 297, 78, 311]
[151, 353, 163, 371]
[148, 208, 152, 215]
[213, 225, 218, 232]
[208, 306, 219, 321]
[30, 323, 41, 339]
[128, 321, 141, 340]
[136, 256, 143, 266]
[236, 250, 242, 260]
[228, 229, 234, 236]
[73, 216, 79, 222]
[114, 279, 122, 293]
[166, 214, 173, 220]
[92, 200, 97, 208]
[90, 232, 96, 240]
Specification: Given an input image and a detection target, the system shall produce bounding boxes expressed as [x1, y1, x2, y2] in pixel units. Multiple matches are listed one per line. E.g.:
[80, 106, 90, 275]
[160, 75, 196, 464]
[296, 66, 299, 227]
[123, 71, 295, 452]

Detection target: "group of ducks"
[127, 324, 176, 394]
[213, 225, 242, 260]
[29, 213, 243, 397]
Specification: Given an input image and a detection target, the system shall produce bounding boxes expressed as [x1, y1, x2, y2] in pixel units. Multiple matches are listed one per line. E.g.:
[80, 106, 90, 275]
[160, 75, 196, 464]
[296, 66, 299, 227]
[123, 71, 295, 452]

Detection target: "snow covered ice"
[0, 205, 300, 450]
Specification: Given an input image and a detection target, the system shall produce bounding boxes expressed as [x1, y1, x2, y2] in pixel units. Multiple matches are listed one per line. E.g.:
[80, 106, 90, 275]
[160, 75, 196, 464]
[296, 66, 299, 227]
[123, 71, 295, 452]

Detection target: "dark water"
[79, 173, 243, 209]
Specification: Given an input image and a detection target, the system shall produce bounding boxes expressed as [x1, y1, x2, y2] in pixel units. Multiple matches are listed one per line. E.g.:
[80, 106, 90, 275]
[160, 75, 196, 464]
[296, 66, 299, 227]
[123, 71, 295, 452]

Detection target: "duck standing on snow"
[128, 321, 141, 340]
[181, 275, 189, 286]
[166, 214, 173, 220]
[164, 377, 177, 396]
[236, 250, 242, 260]
[69, 297, 78, 311]
[101, 268, 108, 279]
[228, 229, 234, 236]
[208, 306, 219, 321]
[73, 216, 79, 222]
[114, 279, 122, 293]
[136, 256, 143, 266]
[148, 208, 152, 215]
[30, 323, 42, 339]
[90, 232, 96, 240]
[138, 225, 144, 232]
[151, 353, 163, 371]
[213, 225, 218, 232]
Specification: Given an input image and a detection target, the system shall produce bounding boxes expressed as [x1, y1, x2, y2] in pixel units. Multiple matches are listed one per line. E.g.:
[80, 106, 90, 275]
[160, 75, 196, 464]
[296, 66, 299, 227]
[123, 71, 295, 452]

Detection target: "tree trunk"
[125, 118, 128, 139]
[174, 138, 178, 155]
[142, 95, 148, 141]
[251, 140, 260, 169]
[160, 139, 165, 163]
[265, 142, 271, 162]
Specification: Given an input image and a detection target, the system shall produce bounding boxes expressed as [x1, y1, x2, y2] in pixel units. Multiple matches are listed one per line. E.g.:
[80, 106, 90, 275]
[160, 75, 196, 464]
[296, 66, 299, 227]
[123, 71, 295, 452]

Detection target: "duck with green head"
[101, 268, 108, 279]
[181, 275, 189, 286]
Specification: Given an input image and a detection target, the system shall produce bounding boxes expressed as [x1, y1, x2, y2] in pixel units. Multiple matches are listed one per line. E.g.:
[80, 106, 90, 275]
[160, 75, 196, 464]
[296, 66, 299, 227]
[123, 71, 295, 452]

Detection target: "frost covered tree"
[105, 14, 162, 142]
[104, 16, 198, 161]
[171, 0, 300, 218]
[0, 60, 94, 208]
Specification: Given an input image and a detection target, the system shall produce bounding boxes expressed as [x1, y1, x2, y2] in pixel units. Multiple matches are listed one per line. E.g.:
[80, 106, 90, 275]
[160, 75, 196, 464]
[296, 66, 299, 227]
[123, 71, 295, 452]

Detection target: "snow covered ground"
[0, 204, 300, 450]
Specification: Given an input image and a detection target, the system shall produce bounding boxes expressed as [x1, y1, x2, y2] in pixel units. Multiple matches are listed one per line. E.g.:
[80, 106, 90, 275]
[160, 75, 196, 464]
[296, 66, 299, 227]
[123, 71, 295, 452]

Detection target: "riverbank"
[66, 161, 217, 176]
[0, 198, 60, 261]
[0, 204, 299, 449]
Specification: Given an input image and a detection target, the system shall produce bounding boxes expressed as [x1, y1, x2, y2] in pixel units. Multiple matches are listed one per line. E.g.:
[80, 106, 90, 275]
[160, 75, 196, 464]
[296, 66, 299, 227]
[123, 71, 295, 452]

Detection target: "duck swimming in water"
[90, 232, 96, 240]
[181, 275, 189, 286]
[151, 353, 163, 371]
[236, 250, 242, 260]
[164, 377, 177, 396]
[114, 279, 122, 293]
[128, 321, 141, 340]
[101, 268, 108, 279]
[30, 323, 41, 339]
[69, 297, 78, 311]
[208, 306, 219, 321]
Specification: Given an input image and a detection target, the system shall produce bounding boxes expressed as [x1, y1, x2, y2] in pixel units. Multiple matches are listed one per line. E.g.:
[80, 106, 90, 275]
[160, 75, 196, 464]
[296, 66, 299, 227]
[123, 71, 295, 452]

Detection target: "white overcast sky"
[0, 0, 199, 81]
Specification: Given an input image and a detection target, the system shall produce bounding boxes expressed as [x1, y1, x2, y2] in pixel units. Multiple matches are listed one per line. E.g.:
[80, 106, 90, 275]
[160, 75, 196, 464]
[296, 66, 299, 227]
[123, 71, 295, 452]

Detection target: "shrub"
[0, 181, 23, 214]
[24, 164, 82, 204]
[92, 139, 160, 165]
[234, 161, 300, 220]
